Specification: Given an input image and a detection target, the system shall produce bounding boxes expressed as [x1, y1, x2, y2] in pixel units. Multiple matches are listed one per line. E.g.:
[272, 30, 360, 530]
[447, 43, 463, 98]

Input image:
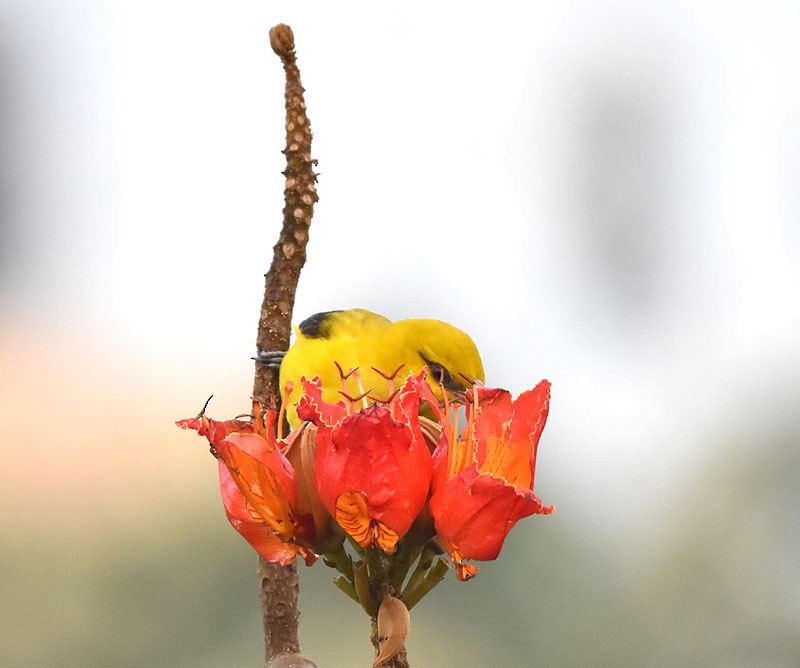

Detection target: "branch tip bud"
[270, 24, 295, 58]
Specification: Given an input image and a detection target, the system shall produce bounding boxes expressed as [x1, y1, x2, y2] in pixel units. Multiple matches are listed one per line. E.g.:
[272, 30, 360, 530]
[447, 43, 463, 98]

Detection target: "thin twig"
[253, 23, 318, 668]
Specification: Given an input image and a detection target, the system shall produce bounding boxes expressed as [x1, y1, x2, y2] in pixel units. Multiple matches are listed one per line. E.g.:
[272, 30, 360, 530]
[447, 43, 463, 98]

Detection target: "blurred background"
[2, 1, 799, 667]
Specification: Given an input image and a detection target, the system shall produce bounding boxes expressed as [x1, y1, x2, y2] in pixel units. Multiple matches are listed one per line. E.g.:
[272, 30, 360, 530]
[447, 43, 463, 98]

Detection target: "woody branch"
[252, 23, 318, 668]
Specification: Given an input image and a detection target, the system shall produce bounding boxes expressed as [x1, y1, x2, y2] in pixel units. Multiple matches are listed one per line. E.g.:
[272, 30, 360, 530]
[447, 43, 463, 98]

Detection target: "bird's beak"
[447, 374, 486, 407]
[445, 387, 468, 406]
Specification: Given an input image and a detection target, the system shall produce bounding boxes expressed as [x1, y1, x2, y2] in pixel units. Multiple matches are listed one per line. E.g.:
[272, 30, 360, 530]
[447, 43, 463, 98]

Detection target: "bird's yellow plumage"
[279, 309, 485, 425]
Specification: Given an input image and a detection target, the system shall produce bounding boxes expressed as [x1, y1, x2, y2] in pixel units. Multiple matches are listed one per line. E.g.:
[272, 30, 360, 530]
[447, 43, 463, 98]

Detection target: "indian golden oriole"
[278, 309, 485, 426]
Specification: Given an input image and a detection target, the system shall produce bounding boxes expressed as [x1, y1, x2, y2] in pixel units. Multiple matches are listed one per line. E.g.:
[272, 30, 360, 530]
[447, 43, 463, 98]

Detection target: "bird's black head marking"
[299, 310, 342, 339]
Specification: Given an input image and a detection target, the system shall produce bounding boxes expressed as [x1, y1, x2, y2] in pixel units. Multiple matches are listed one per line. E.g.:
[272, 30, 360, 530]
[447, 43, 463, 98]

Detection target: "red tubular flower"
[297, 372, 433, 554]
[177, 405, 316, 566]
[429, 381, 554, 580]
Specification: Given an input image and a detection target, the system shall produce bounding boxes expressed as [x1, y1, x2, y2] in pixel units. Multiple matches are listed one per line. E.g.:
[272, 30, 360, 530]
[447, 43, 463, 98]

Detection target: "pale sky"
[2, 0, 799, 545]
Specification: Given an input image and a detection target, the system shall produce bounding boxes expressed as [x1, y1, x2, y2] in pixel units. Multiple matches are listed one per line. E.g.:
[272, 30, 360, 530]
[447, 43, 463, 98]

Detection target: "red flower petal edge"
[298, 373, 433, 553]
[429, 380, 554, 579]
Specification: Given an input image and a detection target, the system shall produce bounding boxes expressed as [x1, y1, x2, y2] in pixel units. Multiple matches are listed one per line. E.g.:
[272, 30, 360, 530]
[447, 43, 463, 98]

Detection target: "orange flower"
[429, 381, 554, 580]
[297, 372, 433, 554]
[177, 405, 316, 566]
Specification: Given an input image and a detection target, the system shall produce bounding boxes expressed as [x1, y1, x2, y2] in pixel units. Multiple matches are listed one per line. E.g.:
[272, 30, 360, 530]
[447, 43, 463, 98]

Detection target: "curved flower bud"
[374, 595, 410, 667]
[283, 421, 341, 554]
[429, 381, 554, 580]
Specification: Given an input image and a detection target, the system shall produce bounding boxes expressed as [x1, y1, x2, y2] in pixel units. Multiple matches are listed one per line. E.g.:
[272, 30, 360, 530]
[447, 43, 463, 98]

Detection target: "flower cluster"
[177, 369, 553, 606]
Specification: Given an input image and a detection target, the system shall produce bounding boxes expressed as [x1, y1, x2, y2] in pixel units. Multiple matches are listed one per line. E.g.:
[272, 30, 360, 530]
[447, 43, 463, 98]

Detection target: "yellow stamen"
[480, 433, 510, 478]
[446, 400, 471, 479]
[447, 388, 480, 479]
[353, 370, 370, 411]
[251, 399, 265, 438]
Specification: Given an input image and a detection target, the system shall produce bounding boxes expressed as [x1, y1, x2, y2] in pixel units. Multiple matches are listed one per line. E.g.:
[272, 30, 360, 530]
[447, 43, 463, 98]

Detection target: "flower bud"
[374, 595, 410, 667]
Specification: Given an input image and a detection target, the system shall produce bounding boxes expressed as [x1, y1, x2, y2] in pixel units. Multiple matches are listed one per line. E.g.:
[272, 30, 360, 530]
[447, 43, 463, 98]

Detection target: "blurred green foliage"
[4, 429, 798, 668]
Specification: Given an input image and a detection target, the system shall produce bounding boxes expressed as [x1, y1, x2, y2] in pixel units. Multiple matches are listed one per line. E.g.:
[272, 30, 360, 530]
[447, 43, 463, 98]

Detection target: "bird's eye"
[419, 352, 464, 392]
[428, 362, 454, 388]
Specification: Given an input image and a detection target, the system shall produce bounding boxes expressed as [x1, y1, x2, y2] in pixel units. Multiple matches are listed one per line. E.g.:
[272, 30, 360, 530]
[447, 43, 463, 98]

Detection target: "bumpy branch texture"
[254, 24, 318, 668]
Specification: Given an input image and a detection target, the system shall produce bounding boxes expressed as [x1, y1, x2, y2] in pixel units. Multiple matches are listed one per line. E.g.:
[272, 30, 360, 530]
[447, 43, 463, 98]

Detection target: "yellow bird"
[278, 309, 485, 426]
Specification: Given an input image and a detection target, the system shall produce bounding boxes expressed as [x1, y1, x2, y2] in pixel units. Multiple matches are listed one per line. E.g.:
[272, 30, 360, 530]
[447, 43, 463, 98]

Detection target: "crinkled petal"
[315, 404, 432, 548]
[430, 380, 554, 572]
[431, 466, 554, 562]
[215, 433, 298, 539]
[511, 380, 551, 473]
[470, 387, 514, 467]
[296, 376, 348, 426]
[218, 462, 302, 566]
